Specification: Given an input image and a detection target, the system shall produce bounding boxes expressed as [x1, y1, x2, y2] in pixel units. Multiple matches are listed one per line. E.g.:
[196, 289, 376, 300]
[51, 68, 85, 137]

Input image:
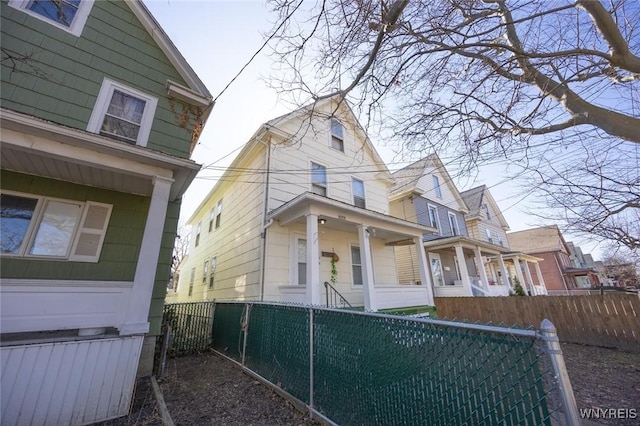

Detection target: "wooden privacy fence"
[435, 294, 640, 352]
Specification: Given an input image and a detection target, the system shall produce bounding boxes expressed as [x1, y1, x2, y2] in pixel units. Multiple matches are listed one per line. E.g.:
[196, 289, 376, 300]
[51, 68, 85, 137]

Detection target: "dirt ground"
[103, 343, 639, 425]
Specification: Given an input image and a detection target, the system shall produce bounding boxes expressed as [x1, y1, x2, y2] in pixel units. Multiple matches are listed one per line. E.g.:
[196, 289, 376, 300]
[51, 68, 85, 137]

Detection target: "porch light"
[318, 218, 326, 225]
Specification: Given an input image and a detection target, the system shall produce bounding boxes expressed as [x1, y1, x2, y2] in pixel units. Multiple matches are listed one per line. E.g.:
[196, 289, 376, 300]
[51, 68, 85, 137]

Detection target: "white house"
[169, 97, 436, 311]
[390, 155, 548, 297]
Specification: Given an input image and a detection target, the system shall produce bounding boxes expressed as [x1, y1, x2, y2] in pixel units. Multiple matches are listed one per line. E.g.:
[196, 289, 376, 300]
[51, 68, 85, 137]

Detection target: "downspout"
[258, 135, 272, 301]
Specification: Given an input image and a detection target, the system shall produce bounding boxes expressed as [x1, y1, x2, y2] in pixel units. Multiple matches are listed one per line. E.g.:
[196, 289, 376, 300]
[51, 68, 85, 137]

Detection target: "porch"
[265, 192, 437, 311]
[423, 237, 547, 297]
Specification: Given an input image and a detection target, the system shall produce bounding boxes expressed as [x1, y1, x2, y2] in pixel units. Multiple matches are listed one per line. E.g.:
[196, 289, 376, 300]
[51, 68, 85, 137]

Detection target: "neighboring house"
[389, 156, 547, 297]
[566, 241, 601, 288]
[168, 97, 436, 311]
[460, 185, 547, 296]
[1, 1, 211, 424]
[508, 226, 599, 295]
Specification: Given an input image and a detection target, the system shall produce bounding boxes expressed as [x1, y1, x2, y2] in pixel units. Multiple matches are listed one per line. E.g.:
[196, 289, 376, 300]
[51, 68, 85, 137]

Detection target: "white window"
[483, 203, 491, 220]
[203, 259, 208, 283]
[0, 192, 111, 262]
[352, 178, 365, 208]
[9, 0, 95, 36]
[453, 255, 462, 280]
[448, 212, 459, 236]
[188, 267, 195, 297]
[208, 208, 215, 232]
[195, 222, 201, 247]
[428, 205, 439, 231]
[311, 162, 327, 196]
[215, 199, 223, 229]
[87, 78, 158, 147]
[433, 175, 442, 198]
[486, 228, 494, 244]
[209, 256, 217, 289]
[351, 246, 363, 286]
[330, 119, 344, 152]
[296, 238, 307, 285]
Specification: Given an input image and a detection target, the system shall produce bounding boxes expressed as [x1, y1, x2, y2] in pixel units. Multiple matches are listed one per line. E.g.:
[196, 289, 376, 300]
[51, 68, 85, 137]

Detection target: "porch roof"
[267, 192, 436, 246]
[500, 252, 545, 263]
[423, 235, 509, 254]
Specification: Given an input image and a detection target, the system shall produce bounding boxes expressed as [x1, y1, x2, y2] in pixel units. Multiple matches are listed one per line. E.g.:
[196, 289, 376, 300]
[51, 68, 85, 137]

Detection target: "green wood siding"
[1, 1, 193, 158]
[0, 170, 148, 281]
[148, 199, 181, 335]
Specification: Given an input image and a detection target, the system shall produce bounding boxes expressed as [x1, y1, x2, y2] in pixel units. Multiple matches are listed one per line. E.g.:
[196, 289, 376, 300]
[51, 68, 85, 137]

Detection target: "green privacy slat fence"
[163, 301, 215, 356]
[244, 304, 311, 404]
[312, 310, 550, 425]
[211, 302, 245, 362]
[161, 302, 575, 425]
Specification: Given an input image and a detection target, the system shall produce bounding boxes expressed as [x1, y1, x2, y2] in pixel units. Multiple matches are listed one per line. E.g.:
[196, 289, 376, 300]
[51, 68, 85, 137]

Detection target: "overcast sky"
[143, 0, 604, 257]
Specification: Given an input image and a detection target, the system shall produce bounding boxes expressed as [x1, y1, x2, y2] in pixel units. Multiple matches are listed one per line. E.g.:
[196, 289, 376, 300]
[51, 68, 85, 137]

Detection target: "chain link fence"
[159, 301, 578, 425]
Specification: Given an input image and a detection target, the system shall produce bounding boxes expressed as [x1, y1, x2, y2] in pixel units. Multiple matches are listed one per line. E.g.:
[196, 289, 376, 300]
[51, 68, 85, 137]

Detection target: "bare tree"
[267, 0, 639, 247]
[169, 225, 191, 291]
[527, 140, 639, 251]
[600, 242, 640, 287]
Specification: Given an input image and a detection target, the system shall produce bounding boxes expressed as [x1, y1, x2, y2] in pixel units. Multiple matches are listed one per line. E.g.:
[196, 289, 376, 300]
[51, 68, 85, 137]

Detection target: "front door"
[428, 253, 444, 286]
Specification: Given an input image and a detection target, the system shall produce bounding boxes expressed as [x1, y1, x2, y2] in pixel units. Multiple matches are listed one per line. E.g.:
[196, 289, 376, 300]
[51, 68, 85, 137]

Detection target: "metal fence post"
[309, 307, 314, 415]
[241, 303, 252, 366]
[540, 319, 580, 425]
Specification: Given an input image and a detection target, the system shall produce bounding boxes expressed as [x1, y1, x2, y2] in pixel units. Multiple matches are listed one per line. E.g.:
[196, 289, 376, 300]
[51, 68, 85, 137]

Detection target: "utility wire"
[211, 0, 304, 104]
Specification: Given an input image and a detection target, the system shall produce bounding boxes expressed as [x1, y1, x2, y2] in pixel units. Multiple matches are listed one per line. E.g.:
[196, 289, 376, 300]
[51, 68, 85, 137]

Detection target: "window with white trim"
[195, 222, 201, 247]
[330, 119, 344, 152]
[311, 162, 327, 196]
[203, 259, 208, 283]
[188, 267, 195, 297]
[433, 175, 442, 198]
[428, 204, 439, 231]
[0, 192, 111, 262]
[352, 178, 365, 208]
[215, 199, 223, 229]
[87, 78, 158, 147]
[486, 228, 494, 244]
[9, 0, 95, 36]
[296, 238, 307, 285]
[448, 212, 459, 236]
[208, 208, 215, 232]
[209, 256, 217, 289]
[351, 246, 363, 286]
[483, 203, 492, 220]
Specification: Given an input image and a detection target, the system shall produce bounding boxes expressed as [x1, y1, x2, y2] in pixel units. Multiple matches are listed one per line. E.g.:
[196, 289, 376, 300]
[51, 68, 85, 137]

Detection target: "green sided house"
[0, 1, 211, 424]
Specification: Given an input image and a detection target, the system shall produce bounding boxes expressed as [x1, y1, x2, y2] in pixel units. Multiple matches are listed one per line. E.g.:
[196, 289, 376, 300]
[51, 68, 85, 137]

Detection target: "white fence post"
[540, 319, 580, 425]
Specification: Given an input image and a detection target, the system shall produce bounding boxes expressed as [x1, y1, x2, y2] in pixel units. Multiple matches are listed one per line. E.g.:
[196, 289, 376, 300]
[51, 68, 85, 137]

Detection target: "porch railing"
[324, 281, 353, 309]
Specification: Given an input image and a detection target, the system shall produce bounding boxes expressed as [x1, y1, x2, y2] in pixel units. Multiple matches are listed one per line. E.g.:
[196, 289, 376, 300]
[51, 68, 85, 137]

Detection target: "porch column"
[534, 262, 548, 295]
[454, 244, 472, 296]
[522, 260, 536, 295]
[306, 214, 321, 305]
[121, 176, 173, 335]
[473, 246, 490, 292]
[514, 258, 527, 293]
[358, 225, 377, 311]
[414, 236, 434, 306]
[497, 254, 510, 288]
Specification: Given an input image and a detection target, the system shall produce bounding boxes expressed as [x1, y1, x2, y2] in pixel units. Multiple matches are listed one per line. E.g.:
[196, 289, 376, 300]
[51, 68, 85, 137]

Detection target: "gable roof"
[128, 1, 211, 100]
[460, 185, 509, 229]
[390, 153, 469, 213]
[188, 96, 389, 223]
[266, 96, 391, 178]
[507, 225, 568, 254]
